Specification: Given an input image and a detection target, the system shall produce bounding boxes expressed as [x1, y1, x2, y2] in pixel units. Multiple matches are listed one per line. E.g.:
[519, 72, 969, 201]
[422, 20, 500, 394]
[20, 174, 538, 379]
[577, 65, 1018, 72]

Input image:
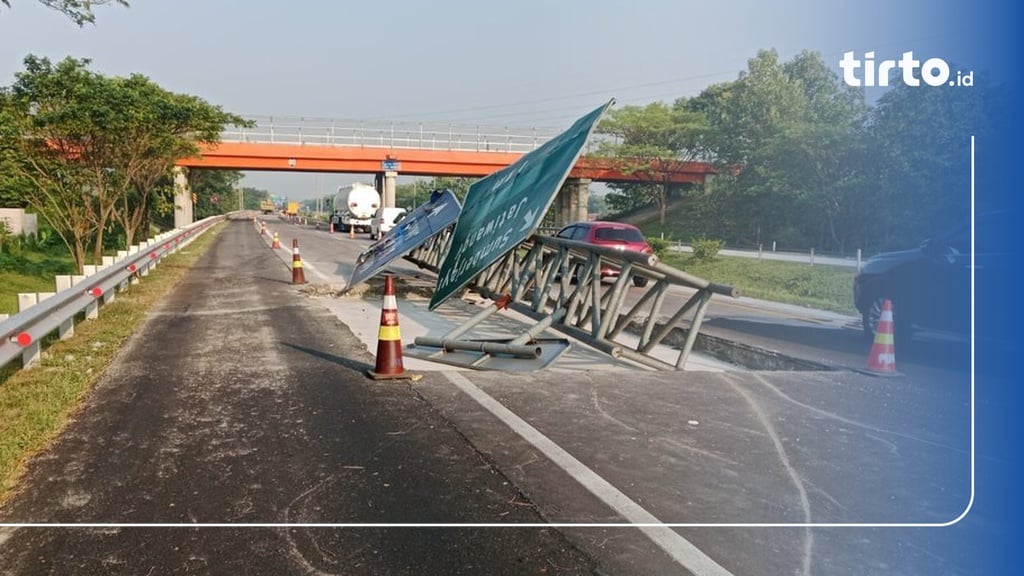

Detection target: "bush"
[690, 237, 723, 262]
[646, 237, 669, 258]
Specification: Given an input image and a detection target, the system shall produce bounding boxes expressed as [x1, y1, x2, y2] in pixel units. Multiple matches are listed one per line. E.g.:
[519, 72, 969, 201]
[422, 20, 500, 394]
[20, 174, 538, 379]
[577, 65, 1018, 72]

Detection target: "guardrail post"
[810, 248, 815, 266]
[857, 248, 862, 271]
[116, 251, 130, 291]
[18, 293, 41, 367]
[101, 256, 116, 303]
[55, 276, 76, 338]
[74, 273, 99, 320]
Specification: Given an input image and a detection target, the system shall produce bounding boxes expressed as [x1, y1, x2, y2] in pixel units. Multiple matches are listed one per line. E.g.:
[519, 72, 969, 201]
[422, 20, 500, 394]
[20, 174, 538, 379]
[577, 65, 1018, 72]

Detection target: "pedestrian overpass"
[172, 115, 716, 226]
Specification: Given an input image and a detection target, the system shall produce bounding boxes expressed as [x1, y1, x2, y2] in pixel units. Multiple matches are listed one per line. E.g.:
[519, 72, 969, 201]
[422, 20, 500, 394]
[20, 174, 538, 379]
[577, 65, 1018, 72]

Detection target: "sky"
[0, 0, 1011, 200]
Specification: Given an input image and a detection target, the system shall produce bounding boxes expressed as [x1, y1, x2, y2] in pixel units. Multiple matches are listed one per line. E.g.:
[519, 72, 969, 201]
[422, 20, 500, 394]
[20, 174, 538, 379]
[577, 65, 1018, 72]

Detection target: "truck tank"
[332, 183, 381, 233]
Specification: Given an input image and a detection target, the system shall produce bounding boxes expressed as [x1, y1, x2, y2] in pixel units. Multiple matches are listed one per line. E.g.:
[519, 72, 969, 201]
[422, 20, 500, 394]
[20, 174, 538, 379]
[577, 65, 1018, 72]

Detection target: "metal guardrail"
[222, 116, 566, 154]
[0, 216, 225, 374]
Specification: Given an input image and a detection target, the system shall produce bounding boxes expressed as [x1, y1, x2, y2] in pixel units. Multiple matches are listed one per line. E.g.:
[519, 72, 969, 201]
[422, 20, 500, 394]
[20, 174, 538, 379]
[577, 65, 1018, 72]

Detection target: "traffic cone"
[866, 299, 899, 375]
[272, 232, 280, 249]
[260, 221, 267, 236]
[367, 275, 421, 381]
[291, 239, 307, 284]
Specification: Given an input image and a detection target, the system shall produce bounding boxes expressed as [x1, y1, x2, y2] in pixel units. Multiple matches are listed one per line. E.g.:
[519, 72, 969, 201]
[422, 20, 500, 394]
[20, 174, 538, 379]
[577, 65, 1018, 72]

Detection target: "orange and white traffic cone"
[866, 299, 899, 375]
[291, 239, 307, 284]
[272, 232, 280, 249]
[367, 275, 421, 381]
[260, 221, 267, 236]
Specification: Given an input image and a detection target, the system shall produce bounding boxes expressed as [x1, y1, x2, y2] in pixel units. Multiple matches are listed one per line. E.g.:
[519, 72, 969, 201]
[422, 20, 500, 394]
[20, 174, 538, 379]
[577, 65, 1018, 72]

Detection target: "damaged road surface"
[0, 221, 597, 575]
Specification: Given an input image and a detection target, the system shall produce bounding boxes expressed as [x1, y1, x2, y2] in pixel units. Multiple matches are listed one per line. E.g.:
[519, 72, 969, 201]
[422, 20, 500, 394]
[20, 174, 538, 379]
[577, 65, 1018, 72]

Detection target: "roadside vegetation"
[594, 49, 995, 258]
[0, 224, 221, 504]
[660, 252, 857, 315]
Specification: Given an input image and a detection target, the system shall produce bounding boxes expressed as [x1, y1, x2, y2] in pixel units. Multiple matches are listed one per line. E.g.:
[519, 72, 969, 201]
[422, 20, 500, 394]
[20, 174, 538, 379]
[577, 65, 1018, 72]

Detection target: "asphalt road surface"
[0, 220, 597, 575]
[0, 218, 1001, 576]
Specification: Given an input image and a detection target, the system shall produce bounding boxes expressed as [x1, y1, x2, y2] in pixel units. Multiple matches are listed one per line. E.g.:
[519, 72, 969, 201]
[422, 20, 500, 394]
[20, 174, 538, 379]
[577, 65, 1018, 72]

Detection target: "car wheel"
[632, 276, 648, 287]
[862, 297, 912, 347]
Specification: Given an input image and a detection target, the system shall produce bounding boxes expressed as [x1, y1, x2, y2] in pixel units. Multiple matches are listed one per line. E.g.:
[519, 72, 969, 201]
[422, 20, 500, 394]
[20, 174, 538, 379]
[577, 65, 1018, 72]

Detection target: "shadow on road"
[280, 341, 375, 373]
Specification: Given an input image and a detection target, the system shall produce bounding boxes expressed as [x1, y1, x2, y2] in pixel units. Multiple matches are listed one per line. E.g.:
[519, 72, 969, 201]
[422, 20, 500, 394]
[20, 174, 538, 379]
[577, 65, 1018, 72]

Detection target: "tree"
[107, 76, 248, 246]
[187, 169, 243, 220]
[0, 0, 128, 26]
[1, 55, 248, 271]
[863, 76, 993, 250]
[1, 57, 110, 271]
[685, 49, 867, 251]
[595, 101, 708, 225]
[394, 176, 476, 209]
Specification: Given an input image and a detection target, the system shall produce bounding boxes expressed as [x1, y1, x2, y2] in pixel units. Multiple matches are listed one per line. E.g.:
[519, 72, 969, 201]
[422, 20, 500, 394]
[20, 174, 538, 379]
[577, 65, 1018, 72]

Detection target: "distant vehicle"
[331, 183, 380, 233]
[286, 202, 299, 216]
[370, 207, 408, 240]
[854, 212, 1004, 344]
[259, 199, 275, 214]
[554, 221, 653, 287]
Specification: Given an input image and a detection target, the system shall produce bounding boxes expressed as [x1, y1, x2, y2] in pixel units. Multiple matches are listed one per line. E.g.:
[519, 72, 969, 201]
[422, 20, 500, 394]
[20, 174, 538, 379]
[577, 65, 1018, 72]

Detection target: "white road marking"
[443, 371, 735, 576]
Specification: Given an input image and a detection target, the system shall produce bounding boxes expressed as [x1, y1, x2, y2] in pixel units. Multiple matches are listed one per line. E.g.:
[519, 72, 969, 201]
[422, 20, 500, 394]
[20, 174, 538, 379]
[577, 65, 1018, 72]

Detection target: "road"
[0, 216, 991, 575]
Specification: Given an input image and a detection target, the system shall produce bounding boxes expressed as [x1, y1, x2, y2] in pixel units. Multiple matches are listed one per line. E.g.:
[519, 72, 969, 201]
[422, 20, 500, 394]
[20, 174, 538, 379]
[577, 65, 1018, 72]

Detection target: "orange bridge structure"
[173, 116, 716, 227]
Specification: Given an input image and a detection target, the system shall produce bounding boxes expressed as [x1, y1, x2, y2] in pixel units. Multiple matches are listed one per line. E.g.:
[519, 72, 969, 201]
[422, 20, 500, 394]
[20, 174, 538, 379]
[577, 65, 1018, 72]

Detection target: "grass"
[0, 251, 76, 315]
[0, 224, 224, 505]
[660, 252, 859, 315]
[0, 273, 63, 315]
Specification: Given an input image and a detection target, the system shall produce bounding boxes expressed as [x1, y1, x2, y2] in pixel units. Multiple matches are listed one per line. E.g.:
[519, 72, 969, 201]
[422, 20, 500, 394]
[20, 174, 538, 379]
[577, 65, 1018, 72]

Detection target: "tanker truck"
[331, 182, 381, 233]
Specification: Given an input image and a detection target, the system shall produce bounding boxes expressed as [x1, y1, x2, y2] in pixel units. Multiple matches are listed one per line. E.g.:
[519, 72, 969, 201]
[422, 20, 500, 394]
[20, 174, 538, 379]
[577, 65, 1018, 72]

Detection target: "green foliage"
[0, 251, 73, 276]
[690, 237, 723, 262]
[188, 169, 243, 219]
[595, 101, 709, 226]
[646, 236, 669, 258]
[662, 252, 858, 314]
[609, 48, 994, 257]
[1, 55, 249, 269]
[0, 0, 129, 26]
[396, 177, 476, 209]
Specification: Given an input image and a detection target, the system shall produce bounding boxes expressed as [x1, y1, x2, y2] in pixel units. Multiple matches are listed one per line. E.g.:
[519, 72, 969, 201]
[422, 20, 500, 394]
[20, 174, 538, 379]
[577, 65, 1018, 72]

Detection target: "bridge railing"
[222, 116, 565, 154]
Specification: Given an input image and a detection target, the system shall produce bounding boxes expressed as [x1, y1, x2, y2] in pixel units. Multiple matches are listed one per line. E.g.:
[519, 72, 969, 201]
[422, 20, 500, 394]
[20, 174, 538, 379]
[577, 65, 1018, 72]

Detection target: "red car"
[554, 221, 653, 286]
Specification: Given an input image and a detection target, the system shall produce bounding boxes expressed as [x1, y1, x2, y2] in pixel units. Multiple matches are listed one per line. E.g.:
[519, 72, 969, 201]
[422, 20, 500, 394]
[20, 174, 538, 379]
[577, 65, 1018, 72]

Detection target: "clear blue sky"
[0, 0, 1008, 200]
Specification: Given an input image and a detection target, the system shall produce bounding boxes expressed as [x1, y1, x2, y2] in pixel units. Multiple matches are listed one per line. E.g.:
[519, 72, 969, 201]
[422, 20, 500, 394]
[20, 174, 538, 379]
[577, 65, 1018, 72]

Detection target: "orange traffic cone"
[866, 299, 899, 375]
[367, 275, 421, 381]
[291, 239, 307, 284]
[272, 232, 280, 249]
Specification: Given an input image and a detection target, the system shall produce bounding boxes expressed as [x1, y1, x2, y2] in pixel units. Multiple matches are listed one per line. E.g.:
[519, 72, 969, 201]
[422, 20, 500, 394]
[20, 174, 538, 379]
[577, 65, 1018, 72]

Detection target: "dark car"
[554, 221, 653, 287]
[853, 213, 1002, 344]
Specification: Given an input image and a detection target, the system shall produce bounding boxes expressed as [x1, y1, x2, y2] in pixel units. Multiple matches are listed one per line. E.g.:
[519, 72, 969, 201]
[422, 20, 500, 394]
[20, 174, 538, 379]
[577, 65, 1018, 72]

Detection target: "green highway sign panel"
[430, 99, 614, 310]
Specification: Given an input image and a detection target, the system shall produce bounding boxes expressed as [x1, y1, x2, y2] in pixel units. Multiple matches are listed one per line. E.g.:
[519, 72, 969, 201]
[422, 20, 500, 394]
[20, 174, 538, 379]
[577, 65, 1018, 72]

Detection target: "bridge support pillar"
[556, 177, 590, 225]
[173, 166, 193, 228]
[384, 170, 397, 208]
[374, 171, 399, 208]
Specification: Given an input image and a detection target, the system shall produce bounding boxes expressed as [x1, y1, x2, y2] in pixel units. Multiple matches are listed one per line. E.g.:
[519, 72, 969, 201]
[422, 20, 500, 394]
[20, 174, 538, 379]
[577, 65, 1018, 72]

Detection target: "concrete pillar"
[173, 166, 192, 228]
[558, 184, 571, 224]
[556, 178, 591, 226]
[384, 171, 397, 208]
[573, 178, 590, 222]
